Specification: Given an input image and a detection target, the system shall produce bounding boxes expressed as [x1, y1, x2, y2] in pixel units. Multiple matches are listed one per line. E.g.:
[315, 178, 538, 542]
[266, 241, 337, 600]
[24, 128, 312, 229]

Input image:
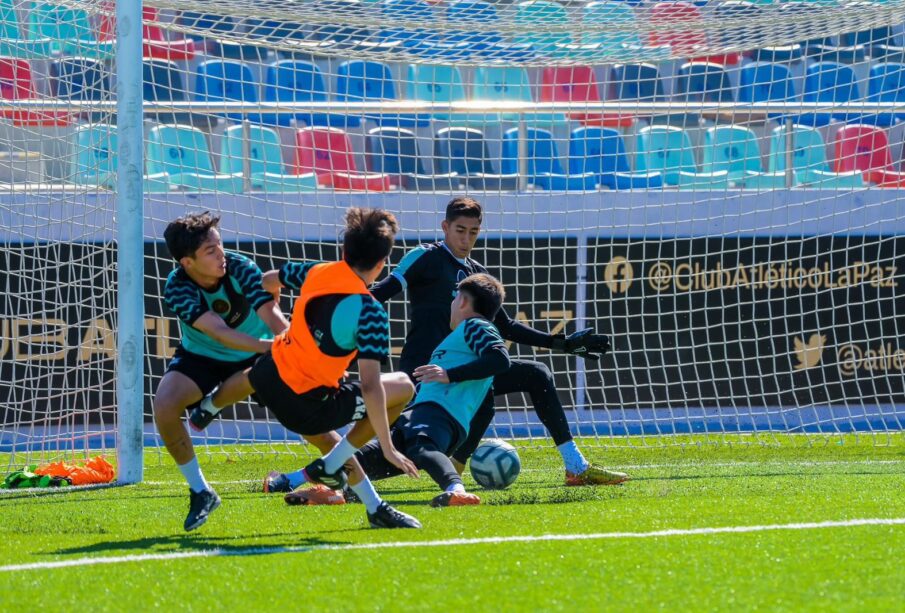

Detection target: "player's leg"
[450, 391, 495, 474]
[188, 366, 255, 430]
[495, 359, 629, 486]
[152, 366, 220, 531]
[281, 431, 369, 505]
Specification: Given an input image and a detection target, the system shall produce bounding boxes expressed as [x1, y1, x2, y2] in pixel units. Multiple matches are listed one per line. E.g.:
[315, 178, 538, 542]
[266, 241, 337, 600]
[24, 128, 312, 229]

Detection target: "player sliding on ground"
[288, 272, 510, 508]
[154, 212, 290, 531]
[190, 207, 423, 529]
[370, 197, 629, 486]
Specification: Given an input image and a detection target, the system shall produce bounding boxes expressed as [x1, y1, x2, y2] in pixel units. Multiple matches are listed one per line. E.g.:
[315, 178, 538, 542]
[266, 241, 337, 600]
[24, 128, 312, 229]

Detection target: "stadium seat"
[474, 65, 561, 123]
[97, 6, 196, 61]
[406, 64, 472, 121]
[0, 57, 68, 126]
[378, 0, 438, 47]
[146, 124, 244, 192]
[701, 125, 786, 188]
[768, 124, 865, 187]
[501, 127, 598, 191]
[177, 10, 266, 59]
[445, 0, 504, 52]
[865, 63, 905, 127]
[648, 2, 705, 56]
[568, 126, 663, 190]
[833, 124, 905, 186]
[50, 57, 109, 101]
[582, 1, 670, 61]
[294, 126, 393, 191]
[799, 62, 862, 127]
[513, 0, 572, 58]
[28, 3, 115, 58]
[840, 25, 905, 61]
[675, 62, 733, 102]
[539, 66, 629, 127]
[610, 63, 666, 124]
[0, 0, 52, 58]
[336, 60, 428, 127]
[365, 126, 460, 190]
[737, 62, 796, 120]
[433, 126, 518, 190]
[219, 124, 321, 192]
[193, 60, 261, 123]
[305, 0, 373, 46]
[262, 60, 358, 128]
[70, 124, 170, 191]
[636, 125, 730, 188]
[143, 59, 190, 124]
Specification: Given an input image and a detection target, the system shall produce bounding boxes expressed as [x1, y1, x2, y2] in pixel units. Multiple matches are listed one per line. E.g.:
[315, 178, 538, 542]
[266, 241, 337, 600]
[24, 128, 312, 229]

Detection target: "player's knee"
[523, 361, 554, 390]
[152, 395, 184, 425]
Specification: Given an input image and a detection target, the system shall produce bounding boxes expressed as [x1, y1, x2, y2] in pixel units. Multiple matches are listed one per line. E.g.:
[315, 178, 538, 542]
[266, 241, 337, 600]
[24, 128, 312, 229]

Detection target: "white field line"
[138, 458, 905, 487]
[2, 517, 904, 573]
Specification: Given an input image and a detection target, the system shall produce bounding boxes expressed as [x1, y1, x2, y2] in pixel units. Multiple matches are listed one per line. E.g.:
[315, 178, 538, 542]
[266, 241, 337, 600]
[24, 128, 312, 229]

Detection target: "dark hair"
[342, 207, 399, 270]
[458, 273, 505, 320]
[445, 196, 482, 223]
[164, 211, 221, 261]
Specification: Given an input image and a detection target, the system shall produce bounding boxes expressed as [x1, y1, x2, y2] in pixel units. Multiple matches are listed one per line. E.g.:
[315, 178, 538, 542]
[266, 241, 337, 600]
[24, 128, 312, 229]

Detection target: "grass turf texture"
[1, 434, 904, 611]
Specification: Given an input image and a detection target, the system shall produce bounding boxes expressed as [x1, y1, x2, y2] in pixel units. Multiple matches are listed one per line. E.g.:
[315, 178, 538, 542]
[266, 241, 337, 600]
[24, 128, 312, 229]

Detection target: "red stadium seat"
[0, 57, 69, 126]
[294, 127, 393, 191]
[98, 6, 196, 61]
[648, 1, 739, 65]
[539, 66, 632, 128]
[833, 124, 905, 187]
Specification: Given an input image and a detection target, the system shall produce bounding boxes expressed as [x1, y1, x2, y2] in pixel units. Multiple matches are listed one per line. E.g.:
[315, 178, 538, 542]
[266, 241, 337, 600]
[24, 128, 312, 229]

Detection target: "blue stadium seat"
[675, 62, 733, 102]
[143, 59, 190, 124]
[406, 64, 472, 121]
[28, 3, 115, 58]
[768, 124, 866, 187]
[262, 60, 358, 128]
[434, 126, 518, 190]
[378, 0, 439, 47]
[446, 0, 504, 52]
[305, 0, 373, 45]
[737, 62, 796, 120]
[865, 62, 905, 127]
[501, 127, 597, 191]
[336, 60, 428, 127]
[70, 124, 169, 191]
[514, 0, 572, 58]
[193, 60, 261, 123]
[582, 1, 670, 61]
[568, 126, 663, 190]
[472, 66, 561, 123]
[0, 0, 52, 57]
[51, 57, 109, 101]
[366, 126, 460, 190]
[702, 125, 785, 188]
[799, 62, 862, 126]
[636, 126, 730, 188]
[841, 25, 905, 61]
[219, 124, 320, 192]
[610, 63, 665, 101]
[146, 124, 244, 192]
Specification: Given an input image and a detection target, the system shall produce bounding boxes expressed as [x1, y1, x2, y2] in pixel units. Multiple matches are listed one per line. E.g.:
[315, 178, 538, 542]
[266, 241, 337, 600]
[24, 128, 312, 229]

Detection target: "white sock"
[349, 477, 382, 513]
[446, 483, 466, 494]
[200, 393, 221, 416]
[178, 456, 210, 493]
[323, 438, 357, 474]
[286, 469, 307, 489]
[557, 440, 590, 474]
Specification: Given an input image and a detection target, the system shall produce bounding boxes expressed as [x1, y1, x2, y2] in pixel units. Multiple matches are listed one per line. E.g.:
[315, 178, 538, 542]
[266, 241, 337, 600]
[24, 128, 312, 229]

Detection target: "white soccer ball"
[469, 439, 521, 490]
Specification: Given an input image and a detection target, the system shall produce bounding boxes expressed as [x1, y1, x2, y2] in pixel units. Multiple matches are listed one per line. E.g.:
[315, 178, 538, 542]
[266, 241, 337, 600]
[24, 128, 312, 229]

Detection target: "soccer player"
[370, 197, 629, 486]
[192, 207, 423, 529]
[155, 211, 290, 531]
[342, 272, 511, 508]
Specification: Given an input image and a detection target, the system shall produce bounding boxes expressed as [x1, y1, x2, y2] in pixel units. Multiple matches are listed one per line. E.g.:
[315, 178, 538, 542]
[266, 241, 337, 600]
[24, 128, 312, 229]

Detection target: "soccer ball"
[469, 439, 521, 489]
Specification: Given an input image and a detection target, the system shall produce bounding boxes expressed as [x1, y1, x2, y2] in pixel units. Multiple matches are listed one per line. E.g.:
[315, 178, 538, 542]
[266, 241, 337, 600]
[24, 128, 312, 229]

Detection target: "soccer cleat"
[342, 486, 361, 504]
[367, 501, 422, 529]
[302, 458, 347, 490]
[188, 403, 217, 432]
[184, 488, 221, 532]
[284, 484, 345, 506]
[565, 464, 630, 486]
[430, 491, 481, 507]
[263, 471, 293, 494]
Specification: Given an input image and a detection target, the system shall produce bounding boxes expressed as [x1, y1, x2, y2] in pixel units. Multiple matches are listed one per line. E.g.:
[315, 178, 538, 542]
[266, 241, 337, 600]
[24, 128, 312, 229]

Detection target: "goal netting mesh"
[2, 0, 905, 474]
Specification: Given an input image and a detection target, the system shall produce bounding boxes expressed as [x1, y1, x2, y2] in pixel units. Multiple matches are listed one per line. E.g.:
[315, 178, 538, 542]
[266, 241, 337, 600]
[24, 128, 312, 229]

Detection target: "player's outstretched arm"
[493, 307, 557, 349]
[550, 328, 611, 361]
[193, 312, 273, 354]
[358, 359, 418, 478]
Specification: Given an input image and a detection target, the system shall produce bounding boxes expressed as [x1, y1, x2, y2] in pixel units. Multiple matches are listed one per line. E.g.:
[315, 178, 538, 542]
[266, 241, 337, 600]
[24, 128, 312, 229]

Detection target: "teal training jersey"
[413, 317, 506, 433]
[164, 251, 273, 361]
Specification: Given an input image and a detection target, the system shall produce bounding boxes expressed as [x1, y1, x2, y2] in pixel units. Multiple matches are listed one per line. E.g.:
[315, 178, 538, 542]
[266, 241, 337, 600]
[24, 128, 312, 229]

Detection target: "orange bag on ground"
[34, 455, 115, 485]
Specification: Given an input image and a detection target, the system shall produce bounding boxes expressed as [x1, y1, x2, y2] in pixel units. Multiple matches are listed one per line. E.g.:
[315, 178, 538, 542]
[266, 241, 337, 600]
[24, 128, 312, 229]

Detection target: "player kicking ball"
[290, 272, 510, 508]
[190, 207, 423, 529]
[370, 197, 629, 486]
[154, 212, 290, 531]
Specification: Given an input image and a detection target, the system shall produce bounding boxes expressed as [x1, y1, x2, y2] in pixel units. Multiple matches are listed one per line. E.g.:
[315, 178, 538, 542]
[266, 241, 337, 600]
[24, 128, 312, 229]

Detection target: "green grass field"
[2, 435, 904, 611]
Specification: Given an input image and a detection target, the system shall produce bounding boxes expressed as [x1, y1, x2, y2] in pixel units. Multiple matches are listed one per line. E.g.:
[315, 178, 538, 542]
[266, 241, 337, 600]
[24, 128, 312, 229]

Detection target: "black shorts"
[247, 351, 367, 436]
[397, 402, 466, 457]
[165, 345, 259, 399]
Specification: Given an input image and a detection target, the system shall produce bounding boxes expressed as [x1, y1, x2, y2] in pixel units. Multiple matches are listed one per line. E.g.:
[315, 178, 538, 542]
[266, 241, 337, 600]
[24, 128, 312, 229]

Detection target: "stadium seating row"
[69, 122, 903, 192]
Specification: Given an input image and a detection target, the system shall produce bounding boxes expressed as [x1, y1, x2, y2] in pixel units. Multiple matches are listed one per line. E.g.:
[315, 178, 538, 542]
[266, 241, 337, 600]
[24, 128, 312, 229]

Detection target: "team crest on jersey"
[212, 299, 230, 314]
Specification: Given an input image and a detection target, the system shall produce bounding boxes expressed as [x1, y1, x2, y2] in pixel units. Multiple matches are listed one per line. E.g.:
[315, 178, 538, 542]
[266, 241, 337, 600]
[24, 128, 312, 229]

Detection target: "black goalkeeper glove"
[551, 328, 610, 361]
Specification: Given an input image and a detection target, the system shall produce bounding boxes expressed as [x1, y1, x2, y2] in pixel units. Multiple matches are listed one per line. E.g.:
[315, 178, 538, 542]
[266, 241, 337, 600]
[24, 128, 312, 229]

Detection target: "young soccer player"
[370, 197, 629, 486]
[191, 207, 423, 529]
[337, 272, 511, 507]
[155, 211, 289, 531]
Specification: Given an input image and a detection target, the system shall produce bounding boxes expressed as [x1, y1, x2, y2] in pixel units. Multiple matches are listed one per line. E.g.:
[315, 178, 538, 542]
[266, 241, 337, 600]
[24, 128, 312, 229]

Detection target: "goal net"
[2, 0, 905, 478]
